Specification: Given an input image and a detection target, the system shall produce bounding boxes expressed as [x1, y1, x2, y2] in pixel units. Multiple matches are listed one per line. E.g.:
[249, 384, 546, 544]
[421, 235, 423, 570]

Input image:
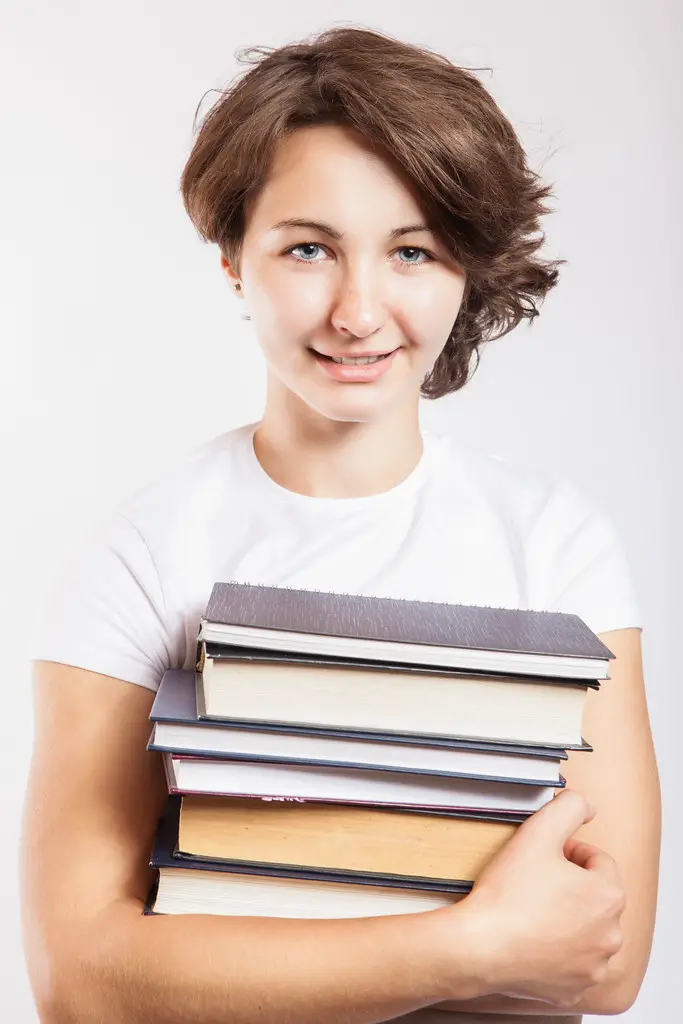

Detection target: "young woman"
[21, 25, 660, 1024]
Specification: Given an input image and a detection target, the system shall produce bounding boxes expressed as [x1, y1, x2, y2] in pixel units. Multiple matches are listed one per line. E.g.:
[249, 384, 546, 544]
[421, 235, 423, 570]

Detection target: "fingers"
[566, 839, 620, 882]
[514, 788, 596, 852]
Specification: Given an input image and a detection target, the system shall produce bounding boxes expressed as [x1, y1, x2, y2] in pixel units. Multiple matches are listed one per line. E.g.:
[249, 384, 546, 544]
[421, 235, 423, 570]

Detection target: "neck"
[253, 383, 424, 499]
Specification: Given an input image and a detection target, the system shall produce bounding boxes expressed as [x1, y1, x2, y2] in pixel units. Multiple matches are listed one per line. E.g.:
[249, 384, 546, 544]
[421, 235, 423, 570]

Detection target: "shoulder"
[428, 429, 612, 531]
[30, 424, 259, 689]
[70, 422, 257, 588]
[115, 421, 256, 533]
[426, 432, 639, 632]
[426, 430, 561, 531]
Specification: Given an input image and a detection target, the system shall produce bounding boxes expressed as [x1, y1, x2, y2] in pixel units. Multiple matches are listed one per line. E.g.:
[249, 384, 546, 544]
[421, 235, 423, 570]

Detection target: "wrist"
[418, 895, 499, 1003]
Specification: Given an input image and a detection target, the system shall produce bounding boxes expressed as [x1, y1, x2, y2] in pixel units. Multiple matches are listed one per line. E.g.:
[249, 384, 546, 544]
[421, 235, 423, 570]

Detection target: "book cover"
[150, 795, 473, 893]
[175, 794, 520, 884]
[159, 748, 567, 790]
[149, 668, 584, 756]
[163, 749, 561, 811]
[198, 641, 602, 690]
[201, 582, 614, 661]
[195, 669, 593, 752]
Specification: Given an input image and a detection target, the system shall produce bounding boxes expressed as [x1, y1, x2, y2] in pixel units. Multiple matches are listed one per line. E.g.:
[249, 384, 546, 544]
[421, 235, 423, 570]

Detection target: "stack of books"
[144, 582, 613, 921]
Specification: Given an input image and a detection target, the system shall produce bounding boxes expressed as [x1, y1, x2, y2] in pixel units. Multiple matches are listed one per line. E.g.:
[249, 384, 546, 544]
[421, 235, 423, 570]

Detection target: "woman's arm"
[427, 626, 662, 1017]
[20, 660, 632, 1024]
[20, 661, 479, 1024]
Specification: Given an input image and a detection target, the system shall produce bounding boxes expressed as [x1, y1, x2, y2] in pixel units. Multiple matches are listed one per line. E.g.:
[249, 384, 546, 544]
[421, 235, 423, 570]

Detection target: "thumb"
[511, 788, 596, 853]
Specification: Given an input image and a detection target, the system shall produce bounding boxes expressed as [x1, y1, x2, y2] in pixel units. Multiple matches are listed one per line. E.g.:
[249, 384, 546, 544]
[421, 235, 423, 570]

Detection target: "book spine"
[195, 637, 206, 672]
[161, 751, 175, 793]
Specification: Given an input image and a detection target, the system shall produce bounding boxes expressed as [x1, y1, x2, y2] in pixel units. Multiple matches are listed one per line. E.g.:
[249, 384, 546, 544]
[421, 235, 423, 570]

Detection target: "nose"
[330, 266, 389, 340]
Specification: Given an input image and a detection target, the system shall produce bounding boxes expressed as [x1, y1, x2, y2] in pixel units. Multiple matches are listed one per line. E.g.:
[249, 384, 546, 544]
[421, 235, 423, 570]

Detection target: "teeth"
[330, 354, 388, 365]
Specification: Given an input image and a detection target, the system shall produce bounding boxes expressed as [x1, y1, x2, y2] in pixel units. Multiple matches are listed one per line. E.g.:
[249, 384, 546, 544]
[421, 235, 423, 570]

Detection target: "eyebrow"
[269, 218, 434, 241]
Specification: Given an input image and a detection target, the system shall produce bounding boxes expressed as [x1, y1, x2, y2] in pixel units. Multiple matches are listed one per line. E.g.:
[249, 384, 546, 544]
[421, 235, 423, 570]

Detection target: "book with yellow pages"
[146, 795, 469, 918]
[175, 793, 520, 885]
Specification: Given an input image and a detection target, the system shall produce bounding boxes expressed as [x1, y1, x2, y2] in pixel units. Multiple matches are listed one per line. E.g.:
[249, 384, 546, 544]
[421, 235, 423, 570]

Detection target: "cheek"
[401, 284, 464, 351]
[260, 276, 328, 344]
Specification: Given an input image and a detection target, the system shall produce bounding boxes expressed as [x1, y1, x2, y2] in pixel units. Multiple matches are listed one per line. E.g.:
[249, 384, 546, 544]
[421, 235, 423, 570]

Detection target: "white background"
[2, 0, 681, 1019]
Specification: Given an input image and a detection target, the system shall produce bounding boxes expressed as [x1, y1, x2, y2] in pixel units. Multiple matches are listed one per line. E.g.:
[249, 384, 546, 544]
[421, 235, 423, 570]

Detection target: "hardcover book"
[161, 751, 562, 813]
[175, 793, 520, 885]
[198, 581, 614, 679]
[194, 643, 598, 748]
[145, 795, 468, 917]
[148, 668, 580, 775]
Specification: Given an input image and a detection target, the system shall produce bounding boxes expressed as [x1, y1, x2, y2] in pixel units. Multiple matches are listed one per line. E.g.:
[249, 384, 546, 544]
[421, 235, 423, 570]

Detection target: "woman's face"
[222, 124, 467, 424]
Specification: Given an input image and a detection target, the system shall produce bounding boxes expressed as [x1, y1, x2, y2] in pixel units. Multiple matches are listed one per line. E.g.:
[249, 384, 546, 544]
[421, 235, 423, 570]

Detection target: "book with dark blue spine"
[144, 794, 471, 917]
[148, 668, 579, 783]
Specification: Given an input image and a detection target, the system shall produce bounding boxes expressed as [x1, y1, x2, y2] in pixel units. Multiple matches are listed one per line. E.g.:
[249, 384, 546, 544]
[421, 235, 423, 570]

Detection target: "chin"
[303, 388, 403, 425]
[317, 407, 381, 425]
[275, 360, 423, 423]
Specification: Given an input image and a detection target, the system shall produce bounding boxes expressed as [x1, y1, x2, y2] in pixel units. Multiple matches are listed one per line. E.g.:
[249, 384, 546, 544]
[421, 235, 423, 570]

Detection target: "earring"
[234, 282, 250, 319]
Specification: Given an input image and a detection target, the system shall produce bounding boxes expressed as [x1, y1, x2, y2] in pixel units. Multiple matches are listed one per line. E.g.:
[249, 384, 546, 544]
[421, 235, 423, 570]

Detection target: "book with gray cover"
[198, 581, 614, 679]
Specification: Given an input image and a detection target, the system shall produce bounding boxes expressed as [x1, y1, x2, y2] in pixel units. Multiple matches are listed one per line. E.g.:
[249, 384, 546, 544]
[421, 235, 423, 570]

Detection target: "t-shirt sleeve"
[525, 478, 642, 635]
[29, 511, 174, 691]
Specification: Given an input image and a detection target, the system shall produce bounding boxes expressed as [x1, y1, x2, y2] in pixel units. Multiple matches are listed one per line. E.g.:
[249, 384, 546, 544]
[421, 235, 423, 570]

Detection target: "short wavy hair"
[180, 24, 564, 399]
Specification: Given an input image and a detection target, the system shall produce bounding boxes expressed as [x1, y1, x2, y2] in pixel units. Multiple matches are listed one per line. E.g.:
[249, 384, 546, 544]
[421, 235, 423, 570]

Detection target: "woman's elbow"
[27, 955, 88, 1024]
[25, 927, 112, 1024]
[586, 966, 645, 1016]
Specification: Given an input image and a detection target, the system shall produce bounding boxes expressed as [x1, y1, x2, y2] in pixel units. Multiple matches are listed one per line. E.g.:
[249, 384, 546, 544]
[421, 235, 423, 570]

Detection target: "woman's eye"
[287, 243, 326, 262]
[396, 247, 433, 266]
[285, 244, 435, 266]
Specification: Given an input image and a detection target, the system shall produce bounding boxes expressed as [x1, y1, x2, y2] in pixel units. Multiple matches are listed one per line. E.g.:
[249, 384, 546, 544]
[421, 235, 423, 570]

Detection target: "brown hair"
[180, 24, 564, 398]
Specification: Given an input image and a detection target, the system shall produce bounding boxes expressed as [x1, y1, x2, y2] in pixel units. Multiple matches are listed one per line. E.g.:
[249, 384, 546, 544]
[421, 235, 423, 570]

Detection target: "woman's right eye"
[285, 243, 328, 263]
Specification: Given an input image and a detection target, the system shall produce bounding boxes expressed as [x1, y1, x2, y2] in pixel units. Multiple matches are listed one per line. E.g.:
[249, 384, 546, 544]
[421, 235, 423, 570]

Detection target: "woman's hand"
[428, 788, 626, 1010]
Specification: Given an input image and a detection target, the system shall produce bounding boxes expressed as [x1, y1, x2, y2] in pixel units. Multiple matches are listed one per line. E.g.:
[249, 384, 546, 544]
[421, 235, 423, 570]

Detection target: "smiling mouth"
[313, 350, 397, 365]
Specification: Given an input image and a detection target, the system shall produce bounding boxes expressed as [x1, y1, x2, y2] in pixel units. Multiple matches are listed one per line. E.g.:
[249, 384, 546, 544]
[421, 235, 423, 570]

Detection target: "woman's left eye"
[395, 247, 434, 266]
[285, 244, 435, 266]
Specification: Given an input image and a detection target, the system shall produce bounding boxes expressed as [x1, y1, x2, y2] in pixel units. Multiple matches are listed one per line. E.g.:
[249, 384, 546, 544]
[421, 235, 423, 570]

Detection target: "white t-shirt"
[30, 422, 641, 692]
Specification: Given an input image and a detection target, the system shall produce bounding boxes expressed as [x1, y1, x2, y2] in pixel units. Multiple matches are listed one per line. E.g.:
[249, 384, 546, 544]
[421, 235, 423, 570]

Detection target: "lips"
[313, 348, 399, 364]
[311, 346, 401, 383]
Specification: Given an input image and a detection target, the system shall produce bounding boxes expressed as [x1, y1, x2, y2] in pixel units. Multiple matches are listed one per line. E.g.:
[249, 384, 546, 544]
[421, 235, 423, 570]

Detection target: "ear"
[220, 253, 241, 290]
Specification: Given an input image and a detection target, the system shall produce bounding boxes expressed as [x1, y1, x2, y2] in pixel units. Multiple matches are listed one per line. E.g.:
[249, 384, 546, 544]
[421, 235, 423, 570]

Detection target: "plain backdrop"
[2, 1, 681, 1020]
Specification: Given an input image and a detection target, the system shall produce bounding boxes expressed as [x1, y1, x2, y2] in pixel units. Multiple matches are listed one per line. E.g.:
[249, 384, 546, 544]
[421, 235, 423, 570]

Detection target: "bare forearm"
[426, 969, 630, 1017]
[395, 1011, 581, 1023]
[53, 901, 483, 1024]
[429, 998, 584, 1018]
